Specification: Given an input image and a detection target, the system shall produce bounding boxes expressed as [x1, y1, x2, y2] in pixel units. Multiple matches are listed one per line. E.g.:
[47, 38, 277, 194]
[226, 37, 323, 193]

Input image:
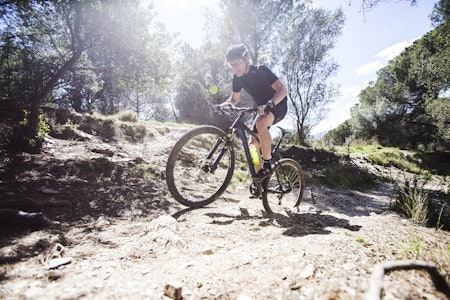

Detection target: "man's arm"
[215, 91, 240, 111]
[228, 91, 241, 106]
[270, 79, 288, 105]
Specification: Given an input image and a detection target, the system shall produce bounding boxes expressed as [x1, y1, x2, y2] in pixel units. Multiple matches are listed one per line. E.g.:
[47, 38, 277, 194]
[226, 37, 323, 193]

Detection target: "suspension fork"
[201, 131, 233, 173]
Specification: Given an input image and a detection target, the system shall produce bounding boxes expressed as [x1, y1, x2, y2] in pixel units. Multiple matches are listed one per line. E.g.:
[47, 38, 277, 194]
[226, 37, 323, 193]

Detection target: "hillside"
[0, 111, 449, 299]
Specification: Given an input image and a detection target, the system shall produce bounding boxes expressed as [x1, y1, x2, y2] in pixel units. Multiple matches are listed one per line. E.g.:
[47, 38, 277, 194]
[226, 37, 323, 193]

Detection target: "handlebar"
[215, 105, 257, 116]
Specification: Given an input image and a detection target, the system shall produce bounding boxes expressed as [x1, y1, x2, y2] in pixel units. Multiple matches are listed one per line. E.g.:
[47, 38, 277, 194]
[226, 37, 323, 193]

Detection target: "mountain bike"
[165, 106, 305, 215]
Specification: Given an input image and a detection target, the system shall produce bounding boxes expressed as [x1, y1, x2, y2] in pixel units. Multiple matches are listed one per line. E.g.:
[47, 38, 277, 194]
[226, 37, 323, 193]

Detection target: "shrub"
[394, 177, 430, 226]
[314, 161, 375, 189]
[119, 123, 147, 142]
[116, 110, 138, 123]
[16, 110, 50, 151]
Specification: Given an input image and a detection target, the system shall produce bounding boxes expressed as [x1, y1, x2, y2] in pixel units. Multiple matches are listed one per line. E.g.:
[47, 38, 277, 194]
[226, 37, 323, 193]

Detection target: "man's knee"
[256, 116, 273, 130]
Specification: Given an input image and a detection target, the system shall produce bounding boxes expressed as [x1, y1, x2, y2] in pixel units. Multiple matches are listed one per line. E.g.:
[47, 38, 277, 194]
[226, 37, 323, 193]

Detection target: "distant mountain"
[311, 130, 328, 139]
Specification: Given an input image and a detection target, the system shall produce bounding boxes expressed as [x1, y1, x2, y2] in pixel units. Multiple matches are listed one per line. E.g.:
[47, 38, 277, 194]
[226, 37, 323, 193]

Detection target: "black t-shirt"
[232, 65, 281, 106]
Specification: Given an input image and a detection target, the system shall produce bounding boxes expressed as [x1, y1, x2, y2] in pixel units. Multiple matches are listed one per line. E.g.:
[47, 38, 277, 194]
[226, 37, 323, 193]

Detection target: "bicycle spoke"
[166, 126, 235, 208]
[262, 159, 305, 215]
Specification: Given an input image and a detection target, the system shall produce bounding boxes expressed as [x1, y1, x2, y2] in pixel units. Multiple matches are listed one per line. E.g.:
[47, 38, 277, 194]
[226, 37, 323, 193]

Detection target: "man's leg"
[256, 113, 274, 160]
[249, 136, 261, 172]
[252, 114, 274, 180]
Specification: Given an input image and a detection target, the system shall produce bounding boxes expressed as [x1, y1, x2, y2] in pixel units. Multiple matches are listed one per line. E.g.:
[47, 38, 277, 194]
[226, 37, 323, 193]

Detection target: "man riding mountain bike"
[216, 44, 288, 180]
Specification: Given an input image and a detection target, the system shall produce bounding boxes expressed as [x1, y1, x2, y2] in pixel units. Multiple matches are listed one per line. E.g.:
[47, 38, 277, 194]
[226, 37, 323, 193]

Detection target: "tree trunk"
[26, 1, 85, 151]
[27, 47, 85, 147]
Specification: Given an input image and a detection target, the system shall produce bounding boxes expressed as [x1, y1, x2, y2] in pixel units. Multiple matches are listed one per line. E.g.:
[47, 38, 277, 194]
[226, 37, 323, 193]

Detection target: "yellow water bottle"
[249, 144, 260, 166]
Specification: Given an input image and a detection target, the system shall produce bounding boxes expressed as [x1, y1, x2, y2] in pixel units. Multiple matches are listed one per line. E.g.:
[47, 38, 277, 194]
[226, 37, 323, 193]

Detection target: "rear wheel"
[165, 126, 235, 208]
[261, 158, 305, 215]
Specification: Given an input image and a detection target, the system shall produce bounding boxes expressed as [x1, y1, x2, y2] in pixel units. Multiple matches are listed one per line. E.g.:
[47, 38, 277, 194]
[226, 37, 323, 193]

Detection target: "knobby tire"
[165, 126, 235, 208]
[262, 158, 305, 215]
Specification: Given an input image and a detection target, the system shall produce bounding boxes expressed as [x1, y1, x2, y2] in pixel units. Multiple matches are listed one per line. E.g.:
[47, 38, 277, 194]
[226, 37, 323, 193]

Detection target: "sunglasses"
[228, 60, 244, 68]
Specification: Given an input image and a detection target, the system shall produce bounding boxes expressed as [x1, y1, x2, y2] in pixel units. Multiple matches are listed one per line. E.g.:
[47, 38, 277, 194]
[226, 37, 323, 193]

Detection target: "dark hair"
[225, 44, 250, 61]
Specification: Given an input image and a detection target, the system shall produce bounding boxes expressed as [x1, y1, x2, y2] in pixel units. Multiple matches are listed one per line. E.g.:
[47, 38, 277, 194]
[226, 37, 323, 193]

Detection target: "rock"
[94, 216, 111, 230]
[202, 248, 214, 255]
[47, 270, 64, 281]
[39, 187, 60, 195]
[164, 282, 183, 300]
[0, 209, 52, 233]
[300, 264, 315, 279]
[47, 257, 72, 269]
[90, 144, 115, 156]
[149, 228, 186, 248]
[150, 215, 178, 232]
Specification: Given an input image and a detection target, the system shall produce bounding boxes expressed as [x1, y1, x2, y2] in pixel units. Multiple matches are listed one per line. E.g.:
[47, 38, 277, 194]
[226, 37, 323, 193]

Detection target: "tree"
[0, 0, 172, 151]
[215, 0, 294, 65]
[430, 0, 450, 26]
[322, 119, 353, 146]
[173, 44, 214, 125]
[349, 21, 449, 149]
[279, 2, 344, 145]
[356, 0, 417, 11]
[324, 0, 450, 149]
[426, 97, 450, 148]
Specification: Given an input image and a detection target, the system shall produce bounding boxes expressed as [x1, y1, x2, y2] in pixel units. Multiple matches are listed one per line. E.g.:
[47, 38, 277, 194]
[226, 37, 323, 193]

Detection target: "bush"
[314, 161, 375, 189]
[116, 110, 138, 123]
[394, 177, 430, 226]
[119, 123, 147, 142]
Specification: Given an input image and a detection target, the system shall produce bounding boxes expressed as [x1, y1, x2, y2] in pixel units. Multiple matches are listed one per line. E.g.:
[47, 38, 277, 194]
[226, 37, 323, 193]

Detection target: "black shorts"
[253, 98, 287, 133]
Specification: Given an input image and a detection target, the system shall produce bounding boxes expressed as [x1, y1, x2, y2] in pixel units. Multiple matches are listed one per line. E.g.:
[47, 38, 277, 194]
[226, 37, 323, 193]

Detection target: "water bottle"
[249, 144, 260, 166]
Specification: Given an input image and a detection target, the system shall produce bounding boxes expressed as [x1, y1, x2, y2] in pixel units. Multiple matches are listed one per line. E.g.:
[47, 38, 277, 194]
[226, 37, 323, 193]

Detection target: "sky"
[148, 0, 437, 134]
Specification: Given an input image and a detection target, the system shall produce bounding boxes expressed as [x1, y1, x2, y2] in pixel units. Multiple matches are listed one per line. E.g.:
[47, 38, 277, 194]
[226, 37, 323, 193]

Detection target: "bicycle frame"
[209, 108, 287, 177]
[230, 115, 261, 176]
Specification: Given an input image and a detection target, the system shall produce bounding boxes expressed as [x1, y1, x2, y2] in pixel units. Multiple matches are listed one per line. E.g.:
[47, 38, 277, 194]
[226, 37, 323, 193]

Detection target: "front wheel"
[165, 126, 235, 208]
[262, 158, 305, 215]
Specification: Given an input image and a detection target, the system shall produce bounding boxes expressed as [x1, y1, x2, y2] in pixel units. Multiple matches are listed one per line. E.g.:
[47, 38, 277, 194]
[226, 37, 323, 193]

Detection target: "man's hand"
[257, 100, 274, 115]
[213, 101, 234, 113]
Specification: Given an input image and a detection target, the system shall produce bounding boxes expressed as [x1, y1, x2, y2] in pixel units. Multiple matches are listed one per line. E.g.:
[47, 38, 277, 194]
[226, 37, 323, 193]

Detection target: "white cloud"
[375, 39, 416, 60]
[355, 60, 385, 76]
[340, 85, 362, 100]
[355, 37, 420, 76]
[311, 85, 362, 134]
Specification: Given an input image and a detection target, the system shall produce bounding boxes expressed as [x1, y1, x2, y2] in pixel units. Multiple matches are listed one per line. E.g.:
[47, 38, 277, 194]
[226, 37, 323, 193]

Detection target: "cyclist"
[217, 44, 288, 180]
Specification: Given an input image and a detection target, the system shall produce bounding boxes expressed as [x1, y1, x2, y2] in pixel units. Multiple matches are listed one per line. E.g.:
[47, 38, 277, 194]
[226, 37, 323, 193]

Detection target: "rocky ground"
[0, 115, 449, 299]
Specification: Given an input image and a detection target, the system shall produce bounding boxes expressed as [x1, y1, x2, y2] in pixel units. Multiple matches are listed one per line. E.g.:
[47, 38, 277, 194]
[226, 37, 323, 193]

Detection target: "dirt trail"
[0, 120, 449, 299]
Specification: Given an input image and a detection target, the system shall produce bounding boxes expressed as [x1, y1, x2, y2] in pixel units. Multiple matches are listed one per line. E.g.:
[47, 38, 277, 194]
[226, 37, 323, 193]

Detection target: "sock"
[263, 159, 271, 171]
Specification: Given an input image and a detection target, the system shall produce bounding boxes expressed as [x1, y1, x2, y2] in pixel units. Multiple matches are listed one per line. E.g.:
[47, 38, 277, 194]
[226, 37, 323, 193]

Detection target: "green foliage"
[333, 16, 450, 151]
[230, 170, 250, 186]
[129, 162, 157, 180]
[398, 187, 429, 225]
[1, 0, 173, 153]
[426, 97, 450, 147]
[215, 0, 294, 65]
[280, 3, 344, 145]
[115, 110, 139, 123]
[70, 158, 118, 180]
[322, 120, 353, 146]
[173, 45, 215, 125]
[365, 148, 423, 175]
[394, 177, 430, 226]
[19, 110, 50, 148]
[399, 236, 425, 257]
[119, 123, 147, 143]
[314, 161, 375, 189]
[331, 144, 450, 177]
[356, 236, 365, 243]
[430, 0, 450, 26]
